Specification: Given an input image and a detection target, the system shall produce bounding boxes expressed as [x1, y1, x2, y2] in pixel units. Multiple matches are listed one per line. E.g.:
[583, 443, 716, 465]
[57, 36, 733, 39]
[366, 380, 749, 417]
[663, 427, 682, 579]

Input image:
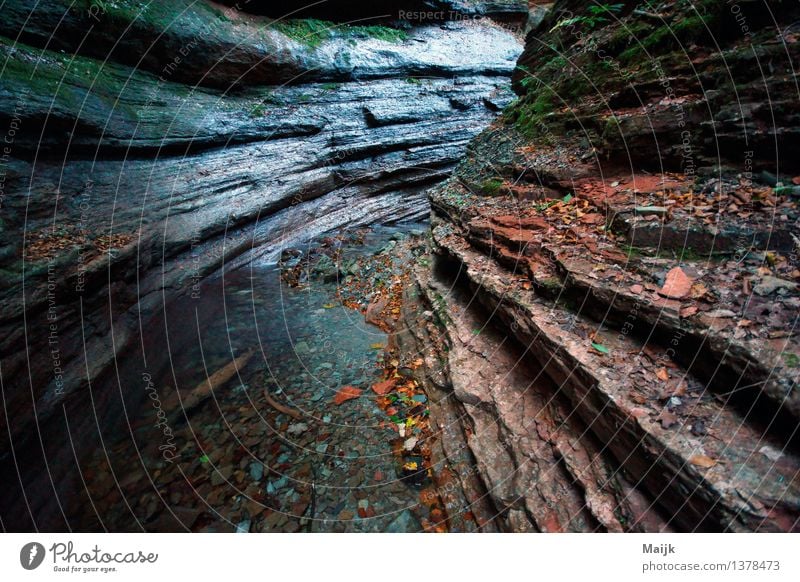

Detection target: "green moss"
[249, 103, 265, 118]
[602, 20, 653, 54]
[273, 18, 407, 48]
[354, 25, 408, 43]
[783, 353, 800, 368]
[480, 178, 505, 196]
[621, 10, 719, 65]
[506, 87, 559, 138]
[537, 276, 564, 294]
[0, 33, 190, 120]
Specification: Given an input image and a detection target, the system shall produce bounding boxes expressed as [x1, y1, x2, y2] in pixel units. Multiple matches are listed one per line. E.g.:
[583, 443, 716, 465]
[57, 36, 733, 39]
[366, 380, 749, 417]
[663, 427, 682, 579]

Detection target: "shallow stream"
[76, 225, 428, 532]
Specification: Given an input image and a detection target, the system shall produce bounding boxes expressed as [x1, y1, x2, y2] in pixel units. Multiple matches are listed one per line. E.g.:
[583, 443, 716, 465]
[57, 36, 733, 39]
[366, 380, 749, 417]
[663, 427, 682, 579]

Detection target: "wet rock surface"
[1, 1, 522, 89]
[0, 5, 522, 530]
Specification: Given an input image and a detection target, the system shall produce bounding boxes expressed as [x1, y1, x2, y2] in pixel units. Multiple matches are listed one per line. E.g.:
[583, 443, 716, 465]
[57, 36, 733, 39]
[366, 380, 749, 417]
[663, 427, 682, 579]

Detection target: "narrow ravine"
[4, 0, 798, 536]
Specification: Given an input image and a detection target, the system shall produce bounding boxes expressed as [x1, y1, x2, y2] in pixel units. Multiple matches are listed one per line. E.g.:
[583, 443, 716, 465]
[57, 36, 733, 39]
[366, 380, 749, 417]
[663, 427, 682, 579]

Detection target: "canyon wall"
[396, 0, 800, 531]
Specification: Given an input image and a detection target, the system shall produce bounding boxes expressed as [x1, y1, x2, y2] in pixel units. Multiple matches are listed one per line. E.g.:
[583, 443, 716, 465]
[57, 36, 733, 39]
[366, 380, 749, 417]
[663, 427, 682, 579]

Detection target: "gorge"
[1, 0, 798, 533]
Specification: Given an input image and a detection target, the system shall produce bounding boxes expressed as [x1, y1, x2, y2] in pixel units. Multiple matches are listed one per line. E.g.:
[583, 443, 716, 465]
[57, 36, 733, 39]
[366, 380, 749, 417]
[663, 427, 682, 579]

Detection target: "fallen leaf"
[659, 267, 693, 299]
[660, 379, 688, 400]
[591, 342, 610, 354]
[323, 303, 336, 309]
[370, 342, 385, 349]
[690, 283, 709, 299]
[630, 283, 644, 295]
[657, 409, 678, 429]
[689, 454, 717, 468]
[680, 305, 698, 318]
[333, 385, 361, 405]
[371, 379, 395, 395]
[656, 367, 670, 382]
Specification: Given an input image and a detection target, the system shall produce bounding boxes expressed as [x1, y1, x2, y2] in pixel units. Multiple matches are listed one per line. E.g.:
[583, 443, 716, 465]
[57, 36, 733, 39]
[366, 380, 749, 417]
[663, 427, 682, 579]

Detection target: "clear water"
[78, 226, 426, 532]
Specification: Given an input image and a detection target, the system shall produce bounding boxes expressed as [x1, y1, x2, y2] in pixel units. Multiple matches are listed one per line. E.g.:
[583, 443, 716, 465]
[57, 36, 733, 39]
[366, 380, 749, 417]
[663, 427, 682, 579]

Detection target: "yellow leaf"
[370, 343, 385, 350]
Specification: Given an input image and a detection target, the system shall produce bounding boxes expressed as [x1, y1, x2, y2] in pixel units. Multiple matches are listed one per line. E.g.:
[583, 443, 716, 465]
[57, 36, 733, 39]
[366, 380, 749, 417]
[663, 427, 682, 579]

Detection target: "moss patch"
[273, 18, 407, 48]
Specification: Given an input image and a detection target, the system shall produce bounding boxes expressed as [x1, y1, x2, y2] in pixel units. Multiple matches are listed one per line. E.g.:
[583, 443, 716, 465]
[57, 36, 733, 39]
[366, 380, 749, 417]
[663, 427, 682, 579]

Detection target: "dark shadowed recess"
[220, 0, 529, 22]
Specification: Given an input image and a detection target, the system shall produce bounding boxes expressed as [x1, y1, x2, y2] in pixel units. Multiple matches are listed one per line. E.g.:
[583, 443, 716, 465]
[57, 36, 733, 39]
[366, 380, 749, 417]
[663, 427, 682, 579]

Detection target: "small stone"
[705, 309, 737, 318]
[753, 276, 798, 296]
[403, 437, 419, 451]
[287, 423, 309, 435]
[249, 462, 264, 481]
[634, 206, 669, 216]
[667, 396, 682, 409]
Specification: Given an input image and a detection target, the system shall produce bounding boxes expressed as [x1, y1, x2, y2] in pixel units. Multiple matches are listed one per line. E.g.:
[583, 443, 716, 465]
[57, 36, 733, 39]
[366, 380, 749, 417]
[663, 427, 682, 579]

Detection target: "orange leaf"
[371, 379, 395, 396]
[689, 454, 717, 468]
[333, 385, 361, 405]
[659, 267, 693, 299]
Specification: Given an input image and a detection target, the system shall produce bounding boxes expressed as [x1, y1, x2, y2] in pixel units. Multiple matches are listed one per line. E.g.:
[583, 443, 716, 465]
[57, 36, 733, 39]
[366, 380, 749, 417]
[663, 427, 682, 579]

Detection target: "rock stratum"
[0, 0, 522, 530]
[391, 0, 800, 532]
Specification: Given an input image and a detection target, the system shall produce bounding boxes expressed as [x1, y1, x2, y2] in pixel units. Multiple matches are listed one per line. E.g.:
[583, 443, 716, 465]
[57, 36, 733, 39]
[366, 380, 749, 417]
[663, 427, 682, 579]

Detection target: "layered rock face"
[396, 0, 800, 531]
[0, 1, 522, 530]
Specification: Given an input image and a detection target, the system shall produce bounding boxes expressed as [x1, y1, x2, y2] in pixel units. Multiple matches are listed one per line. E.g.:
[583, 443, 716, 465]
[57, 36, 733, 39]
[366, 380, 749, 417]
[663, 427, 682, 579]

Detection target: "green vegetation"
[504, 86, 559, 138]
[273, 18, 407, 48]
[479, 178, 505, 196]
[262, 92, 284, 106]
[550, 3, 624, 32]
[249, 103, 265, 118]
[619, 3, 721, 64]
[783, 353, 800, 368]
[534, 198, 560, 212]
[0, 34, 153, 117]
